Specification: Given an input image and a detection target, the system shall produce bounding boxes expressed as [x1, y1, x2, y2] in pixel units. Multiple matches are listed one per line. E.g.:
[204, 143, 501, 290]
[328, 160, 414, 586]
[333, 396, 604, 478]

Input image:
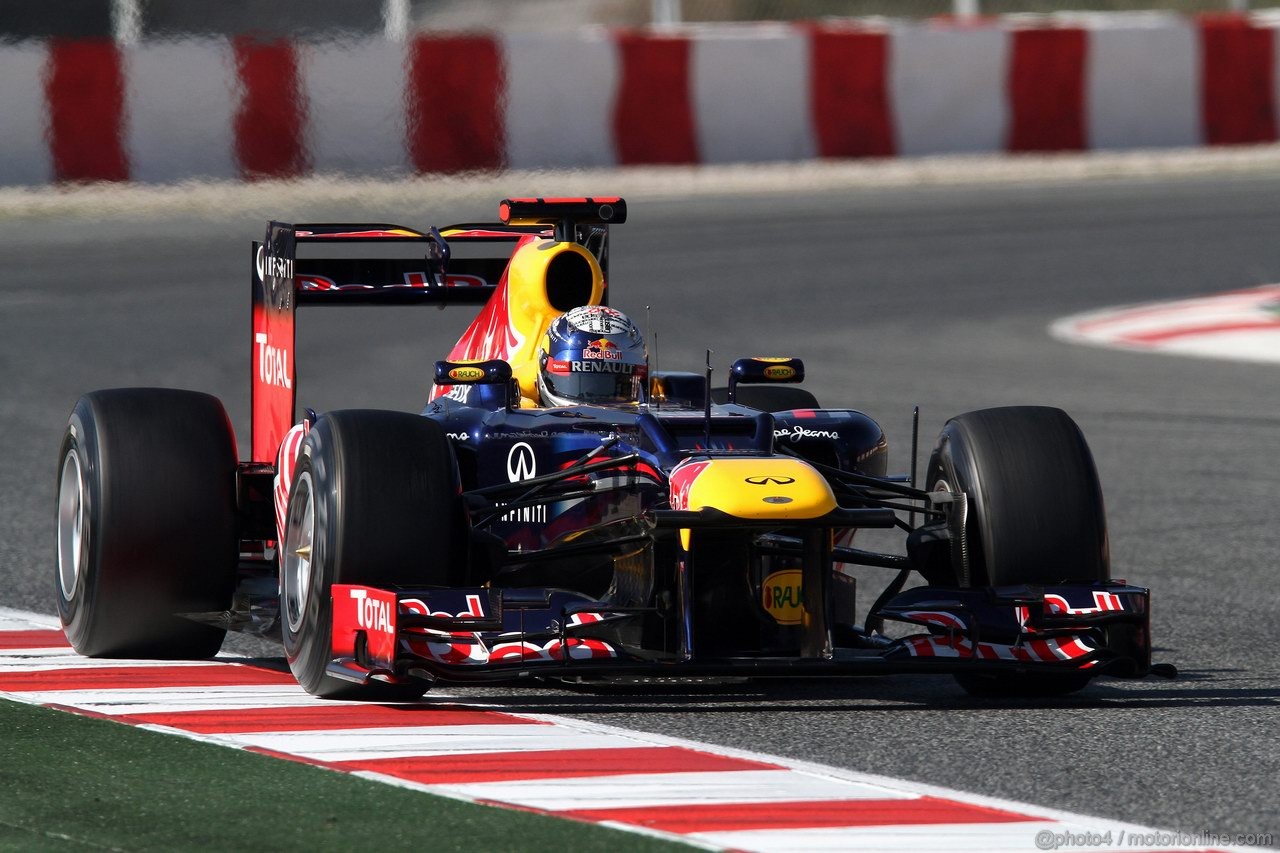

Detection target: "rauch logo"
[762, 568, 805, 625]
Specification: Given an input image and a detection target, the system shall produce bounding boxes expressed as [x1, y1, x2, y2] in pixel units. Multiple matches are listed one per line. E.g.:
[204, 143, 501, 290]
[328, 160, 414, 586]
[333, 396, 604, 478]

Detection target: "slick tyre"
[925, 406, 1109, 588]
[280, 410, 468, 700]
[924, 406, 1109, 697]
[56, 389, 239, 658]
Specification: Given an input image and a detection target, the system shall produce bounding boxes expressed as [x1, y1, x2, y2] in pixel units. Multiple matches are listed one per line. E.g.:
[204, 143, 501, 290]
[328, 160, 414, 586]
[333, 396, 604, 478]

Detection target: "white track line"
[0, 607, 60, 629]
[218, 725, 651, 762]
[0, 655, 242, 671]
[439, 769, 910, 811]
[19, 685, 345, 715]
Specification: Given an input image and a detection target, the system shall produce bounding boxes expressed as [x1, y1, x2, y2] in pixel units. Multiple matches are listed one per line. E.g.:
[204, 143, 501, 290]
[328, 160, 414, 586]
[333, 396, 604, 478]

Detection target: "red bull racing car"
[54, 197, 1172, 699]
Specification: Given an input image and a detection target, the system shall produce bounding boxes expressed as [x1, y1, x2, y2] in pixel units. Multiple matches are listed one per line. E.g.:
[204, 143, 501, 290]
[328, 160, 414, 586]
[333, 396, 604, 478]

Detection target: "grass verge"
[0, 699, 687, 852]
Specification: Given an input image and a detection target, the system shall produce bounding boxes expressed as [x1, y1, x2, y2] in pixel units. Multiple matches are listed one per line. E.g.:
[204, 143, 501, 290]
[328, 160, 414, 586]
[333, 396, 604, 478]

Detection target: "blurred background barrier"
[3, 1, 1280, 184]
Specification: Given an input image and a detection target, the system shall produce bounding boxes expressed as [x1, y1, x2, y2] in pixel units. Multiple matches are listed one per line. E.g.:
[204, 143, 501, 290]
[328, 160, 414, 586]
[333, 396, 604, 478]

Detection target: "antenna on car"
[909, 405, 920, 528]
[646, 305, 657, 411]
[703, 349, 713, 448]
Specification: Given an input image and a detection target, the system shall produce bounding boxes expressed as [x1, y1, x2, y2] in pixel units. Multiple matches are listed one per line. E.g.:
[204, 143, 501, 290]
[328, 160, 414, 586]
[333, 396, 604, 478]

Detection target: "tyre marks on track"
[0, 607, 1254, 853]
[1051, 284, 1280, 363]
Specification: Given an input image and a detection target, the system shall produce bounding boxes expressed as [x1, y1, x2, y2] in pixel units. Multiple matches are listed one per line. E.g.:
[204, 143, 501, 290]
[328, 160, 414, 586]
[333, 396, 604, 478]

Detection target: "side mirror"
[434, 359, 514, 409]
[726, 357, 805, 404]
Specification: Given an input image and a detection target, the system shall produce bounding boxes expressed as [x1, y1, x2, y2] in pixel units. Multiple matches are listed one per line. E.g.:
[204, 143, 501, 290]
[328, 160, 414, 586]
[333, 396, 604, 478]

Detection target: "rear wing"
[291, 223, 503, 305]
[250, 221, 507, 463]
[250, 199, 623, 464]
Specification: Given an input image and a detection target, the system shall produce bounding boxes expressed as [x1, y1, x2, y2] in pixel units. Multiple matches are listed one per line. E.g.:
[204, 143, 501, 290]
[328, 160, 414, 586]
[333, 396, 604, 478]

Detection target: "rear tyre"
[924, 406, 1109, 697]
[280, 410, 468, 699]
[56, 389, 238, 658]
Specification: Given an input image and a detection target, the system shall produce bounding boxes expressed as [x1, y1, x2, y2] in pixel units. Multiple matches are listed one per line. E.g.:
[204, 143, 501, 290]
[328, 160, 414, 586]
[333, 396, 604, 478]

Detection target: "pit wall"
[3, 12, 1280, 186]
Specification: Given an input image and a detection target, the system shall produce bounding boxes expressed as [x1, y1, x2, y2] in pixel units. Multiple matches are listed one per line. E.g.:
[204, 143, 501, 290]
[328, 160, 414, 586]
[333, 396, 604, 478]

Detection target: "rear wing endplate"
[250, 221, 502, 463]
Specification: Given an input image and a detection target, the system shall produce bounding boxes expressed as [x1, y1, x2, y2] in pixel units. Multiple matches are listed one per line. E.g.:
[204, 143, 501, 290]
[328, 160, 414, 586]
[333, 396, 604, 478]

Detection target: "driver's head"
[537, 306, 646, 407]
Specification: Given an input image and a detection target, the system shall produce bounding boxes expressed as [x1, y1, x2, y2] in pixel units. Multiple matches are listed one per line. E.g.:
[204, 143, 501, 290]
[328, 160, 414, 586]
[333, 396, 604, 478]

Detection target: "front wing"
[326, 581, 1153, 686]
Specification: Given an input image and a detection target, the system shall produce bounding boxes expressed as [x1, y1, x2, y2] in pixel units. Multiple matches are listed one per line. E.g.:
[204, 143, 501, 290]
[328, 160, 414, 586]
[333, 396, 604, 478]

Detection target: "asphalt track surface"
[3, 171, 1278, 841]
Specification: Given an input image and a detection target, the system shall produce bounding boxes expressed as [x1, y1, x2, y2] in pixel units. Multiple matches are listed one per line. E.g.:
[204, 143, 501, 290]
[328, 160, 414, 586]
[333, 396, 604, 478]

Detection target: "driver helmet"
[537, 306, 647, 407]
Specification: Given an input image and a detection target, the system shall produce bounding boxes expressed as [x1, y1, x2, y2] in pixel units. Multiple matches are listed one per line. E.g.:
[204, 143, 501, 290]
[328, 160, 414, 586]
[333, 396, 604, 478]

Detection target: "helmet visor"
[541, 357, 644, 405]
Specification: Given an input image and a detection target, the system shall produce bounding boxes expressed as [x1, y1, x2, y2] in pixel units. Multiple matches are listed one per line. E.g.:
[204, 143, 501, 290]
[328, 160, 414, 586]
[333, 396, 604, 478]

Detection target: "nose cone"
[670, 457, 837, 520]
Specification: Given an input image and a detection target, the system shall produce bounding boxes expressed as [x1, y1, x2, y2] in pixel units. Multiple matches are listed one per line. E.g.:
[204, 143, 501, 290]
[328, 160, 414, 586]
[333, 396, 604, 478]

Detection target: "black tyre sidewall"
[925, 425, 989, 586]
[56, 389, 238, 658]
[56, 407, 103, 650]
[280, 450, 331, 695]
[926, 406, 1109, 587]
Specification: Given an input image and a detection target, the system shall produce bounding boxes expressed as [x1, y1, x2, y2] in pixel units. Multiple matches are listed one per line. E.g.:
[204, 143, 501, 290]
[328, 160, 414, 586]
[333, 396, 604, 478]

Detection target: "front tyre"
[280, 410, 468, 699]
[925, 406, 1109, 698]
[56, 389, 238, 658]
[925, 406, 1109, 588]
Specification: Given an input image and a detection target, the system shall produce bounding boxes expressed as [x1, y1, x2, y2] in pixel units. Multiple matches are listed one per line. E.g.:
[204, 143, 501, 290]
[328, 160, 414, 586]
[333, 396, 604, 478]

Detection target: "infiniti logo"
[507, 442, 537, 482]
[745, 476, 795, 486]
[255, 242, 294, 311]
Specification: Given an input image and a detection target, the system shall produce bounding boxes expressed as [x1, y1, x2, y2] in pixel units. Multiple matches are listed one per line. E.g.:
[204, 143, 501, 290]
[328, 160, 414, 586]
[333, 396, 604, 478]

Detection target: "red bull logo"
[582, 338, 622, 360]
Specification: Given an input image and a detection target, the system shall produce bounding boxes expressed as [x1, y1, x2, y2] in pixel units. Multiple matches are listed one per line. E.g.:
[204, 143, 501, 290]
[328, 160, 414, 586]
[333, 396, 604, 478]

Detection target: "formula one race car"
[55, 197, 1170, 699]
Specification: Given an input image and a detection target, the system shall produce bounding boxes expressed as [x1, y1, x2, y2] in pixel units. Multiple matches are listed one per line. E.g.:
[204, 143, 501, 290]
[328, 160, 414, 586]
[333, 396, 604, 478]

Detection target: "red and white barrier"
[505, 31, 618, 169]
[1087, 18, 1201, 150]
[306, 38, 408, 176]
[0, 42, 49, 185]
[130, 39, 236, 183]
[891, 24, 1009, 156]
[692, 24, 815, 163]
[5, 15, 1280, 185]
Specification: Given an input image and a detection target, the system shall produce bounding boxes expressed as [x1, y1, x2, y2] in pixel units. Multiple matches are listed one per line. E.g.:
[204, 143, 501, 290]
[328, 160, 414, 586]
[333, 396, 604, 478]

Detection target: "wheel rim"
[933, 474, 975, 585]
[57, 449, 88, 602]
[282, 471, 315, 635]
